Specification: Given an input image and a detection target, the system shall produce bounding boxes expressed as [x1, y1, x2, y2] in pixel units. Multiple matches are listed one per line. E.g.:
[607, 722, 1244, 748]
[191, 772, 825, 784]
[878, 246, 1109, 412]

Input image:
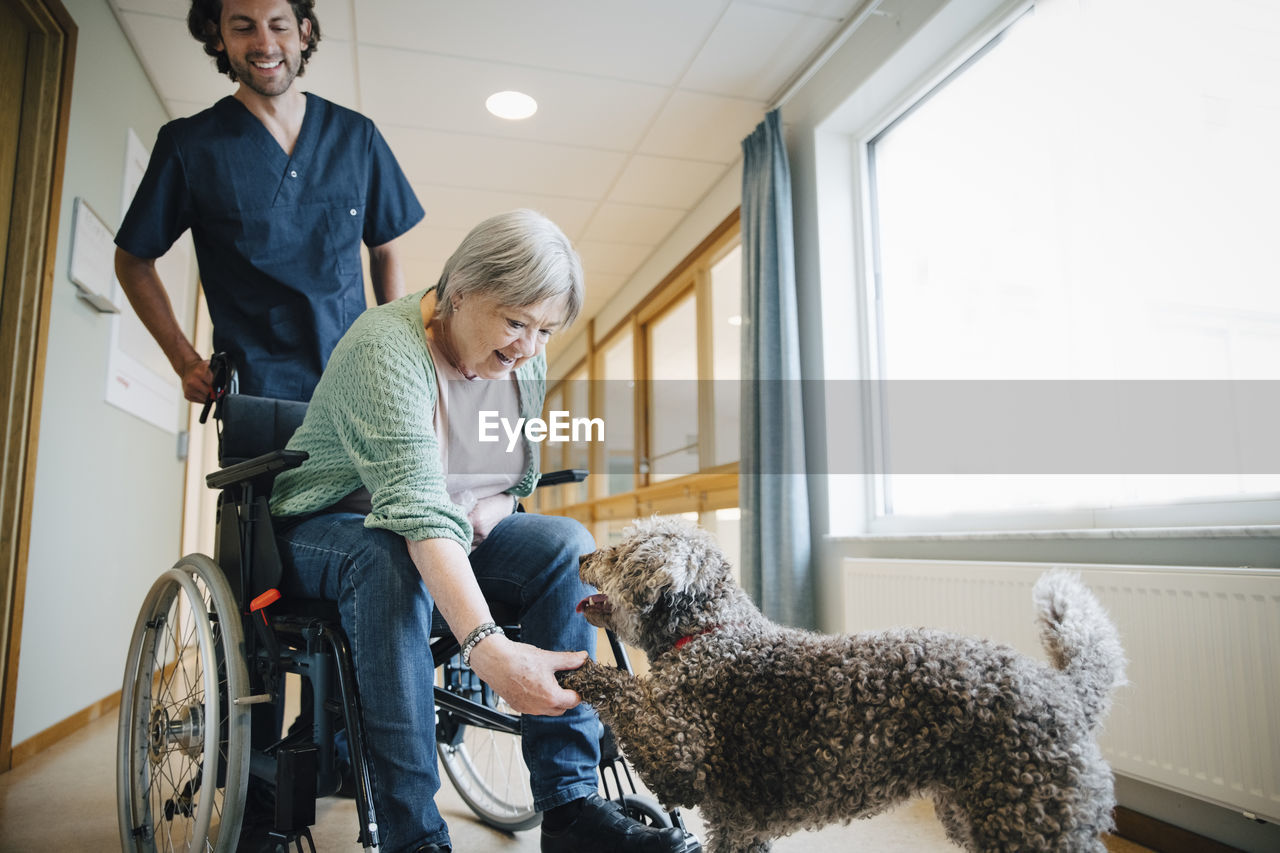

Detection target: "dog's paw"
[555, 666, 580, 690]
[556, 658, 626, 703]
[556, 657, 602, 689]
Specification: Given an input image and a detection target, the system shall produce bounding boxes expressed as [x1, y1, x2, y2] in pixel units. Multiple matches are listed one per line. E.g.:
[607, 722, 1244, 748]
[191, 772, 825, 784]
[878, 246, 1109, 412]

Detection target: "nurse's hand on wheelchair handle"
[468, 633, 589, 716]
[183, 356, 215, 406]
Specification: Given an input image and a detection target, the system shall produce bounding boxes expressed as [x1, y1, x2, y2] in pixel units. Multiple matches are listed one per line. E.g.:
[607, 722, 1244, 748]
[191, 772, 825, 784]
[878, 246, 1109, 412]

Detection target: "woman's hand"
[468, 633, 587, 716]
[468, 494, 515, 543]
[406, 536, 586, 715]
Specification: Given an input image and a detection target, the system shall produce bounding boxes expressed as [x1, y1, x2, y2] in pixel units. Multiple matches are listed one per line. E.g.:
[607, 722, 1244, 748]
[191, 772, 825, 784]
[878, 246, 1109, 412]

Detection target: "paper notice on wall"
[103, 128, 194, 434]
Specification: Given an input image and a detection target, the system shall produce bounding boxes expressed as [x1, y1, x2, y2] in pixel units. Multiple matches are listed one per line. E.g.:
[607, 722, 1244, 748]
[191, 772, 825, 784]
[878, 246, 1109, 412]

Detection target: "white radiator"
[841, 558, 1280, 824]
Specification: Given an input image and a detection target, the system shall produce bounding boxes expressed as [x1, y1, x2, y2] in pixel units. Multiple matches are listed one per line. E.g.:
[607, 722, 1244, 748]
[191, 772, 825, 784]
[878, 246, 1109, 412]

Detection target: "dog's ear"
[622, 515, 727, 602]
[661, 551, 700, 595]
[653, 520, 725, 596]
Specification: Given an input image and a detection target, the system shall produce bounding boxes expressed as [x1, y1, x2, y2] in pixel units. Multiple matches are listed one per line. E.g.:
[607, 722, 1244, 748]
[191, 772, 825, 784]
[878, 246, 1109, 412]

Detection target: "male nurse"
[115, 0, 423, 403]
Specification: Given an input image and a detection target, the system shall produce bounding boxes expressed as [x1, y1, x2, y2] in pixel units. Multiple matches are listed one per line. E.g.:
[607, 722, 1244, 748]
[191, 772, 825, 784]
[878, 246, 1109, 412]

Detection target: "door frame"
[0, 0, 77, 771]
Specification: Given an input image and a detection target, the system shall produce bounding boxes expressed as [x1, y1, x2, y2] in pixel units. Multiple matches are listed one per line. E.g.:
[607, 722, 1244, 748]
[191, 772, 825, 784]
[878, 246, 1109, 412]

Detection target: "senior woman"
[269, 210, 686, 853]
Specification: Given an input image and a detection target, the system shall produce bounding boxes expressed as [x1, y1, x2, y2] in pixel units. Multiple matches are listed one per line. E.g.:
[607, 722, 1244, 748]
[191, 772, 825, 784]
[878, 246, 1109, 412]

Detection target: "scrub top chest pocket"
[230, 202, 362, 282]
[327, 203, 365, 276]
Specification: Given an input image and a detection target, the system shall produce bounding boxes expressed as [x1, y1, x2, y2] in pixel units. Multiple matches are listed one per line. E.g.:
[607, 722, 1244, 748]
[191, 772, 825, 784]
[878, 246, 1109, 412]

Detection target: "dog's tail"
[1033, 571, 1127, 727]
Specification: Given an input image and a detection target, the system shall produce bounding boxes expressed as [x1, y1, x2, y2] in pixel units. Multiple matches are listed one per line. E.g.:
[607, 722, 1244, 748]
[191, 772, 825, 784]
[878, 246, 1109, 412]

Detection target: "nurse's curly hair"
[187, 0, 321, 82]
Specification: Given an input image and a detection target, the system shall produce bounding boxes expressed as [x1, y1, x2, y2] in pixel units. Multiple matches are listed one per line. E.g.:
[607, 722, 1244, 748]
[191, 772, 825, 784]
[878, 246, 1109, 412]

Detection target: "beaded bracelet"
[461, 621, 503, 667]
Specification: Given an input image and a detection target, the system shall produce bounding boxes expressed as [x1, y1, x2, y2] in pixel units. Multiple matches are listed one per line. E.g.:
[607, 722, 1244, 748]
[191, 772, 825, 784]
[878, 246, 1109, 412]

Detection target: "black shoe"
[413, 846, 450, 853]
[541, 794, 691, 853]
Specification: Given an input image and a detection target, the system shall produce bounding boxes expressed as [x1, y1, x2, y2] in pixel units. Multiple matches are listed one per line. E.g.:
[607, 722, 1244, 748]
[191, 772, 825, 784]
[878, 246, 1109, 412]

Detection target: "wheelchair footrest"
[264, 825, 317, 853]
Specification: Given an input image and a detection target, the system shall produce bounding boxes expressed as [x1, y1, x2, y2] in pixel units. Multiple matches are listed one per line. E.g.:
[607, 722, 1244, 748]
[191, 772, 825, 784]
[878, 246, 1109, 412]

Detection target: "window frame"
[533, 211, 742, 534]
[820, 0, 1280, 536]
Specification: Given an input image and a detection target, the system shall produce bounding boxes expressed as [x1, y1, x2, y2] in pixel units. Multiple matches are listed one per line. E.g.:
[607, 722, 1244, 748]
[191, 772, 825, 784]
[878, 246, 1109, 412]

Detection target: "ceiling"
[107, 0, 861, 336]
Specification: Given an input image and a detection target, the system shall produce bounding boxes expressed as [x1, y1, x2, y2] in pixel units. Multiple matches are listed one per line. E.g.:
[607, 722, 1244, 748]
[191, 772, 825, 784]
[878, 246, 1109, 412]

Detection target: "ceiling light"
[486, 90, 537, 120]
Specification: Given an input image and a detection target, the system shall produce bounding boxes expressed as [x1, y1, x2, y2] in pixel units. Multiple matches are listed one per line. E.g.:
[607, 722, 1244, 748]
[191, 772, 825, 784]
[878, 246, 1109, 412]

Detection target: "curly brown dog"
[558, 517, 1126, 853]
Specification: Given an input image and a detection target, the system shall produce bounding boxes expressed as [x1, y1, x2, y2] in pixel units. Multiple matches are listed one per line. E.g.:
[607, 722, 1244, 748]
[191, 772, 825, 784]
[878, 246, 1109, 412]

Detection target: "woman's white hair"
[435, 209, 584, 328]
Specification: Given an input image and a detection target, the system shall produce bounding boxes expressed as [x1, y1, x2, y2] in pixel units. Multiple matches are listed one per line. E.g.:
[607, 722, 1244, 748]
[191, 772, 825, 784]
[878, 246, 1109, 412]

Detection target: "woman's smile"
[436, 294, 566, 380]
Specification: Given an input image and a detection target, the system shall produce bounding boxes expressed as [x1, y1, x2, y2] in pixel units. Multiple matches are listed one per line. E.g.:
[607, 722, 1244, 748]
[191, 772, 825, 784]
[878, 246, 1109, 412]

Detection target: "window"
[647, 294, 699, 480]
[642, 238, 742, 483]
[857, 0, 1280, 526]
[535, 213, 742, 534]
[710, 245, 742, 467]
[600, 330, 636, 496]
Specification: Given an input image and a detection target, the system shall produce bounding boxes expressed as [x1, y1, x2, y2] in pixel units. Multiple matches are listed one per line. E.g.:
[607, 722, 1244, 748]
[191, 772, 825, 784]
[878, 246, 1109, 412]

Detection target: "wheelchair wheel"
[437, 670, 540, 832]
[118, 554, 250, 852]
[617, 793, 673, 828]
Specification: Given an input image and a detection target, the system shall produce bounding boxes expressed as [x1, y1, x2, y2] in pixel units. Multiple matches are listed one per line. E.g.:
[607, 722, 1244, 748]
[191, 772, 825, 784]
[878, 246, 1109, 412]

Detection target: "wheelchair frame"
[117, 393, 691, 853]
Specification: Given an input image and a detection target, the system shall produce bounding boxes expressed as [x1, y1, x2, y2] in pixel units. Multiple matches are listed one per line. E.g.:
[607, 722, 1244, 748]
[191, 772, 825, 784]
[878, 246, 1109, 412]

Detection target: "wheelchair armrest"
[206, 449, 309, 491]
[536, 469, 589, 488]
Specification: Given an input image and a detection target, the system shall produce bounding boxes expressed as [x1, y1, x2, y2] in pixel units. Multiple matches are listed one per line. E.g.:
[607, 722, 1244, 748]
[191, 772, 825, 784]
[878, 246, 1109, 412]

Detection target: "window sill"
[830, 524, 1280, 544]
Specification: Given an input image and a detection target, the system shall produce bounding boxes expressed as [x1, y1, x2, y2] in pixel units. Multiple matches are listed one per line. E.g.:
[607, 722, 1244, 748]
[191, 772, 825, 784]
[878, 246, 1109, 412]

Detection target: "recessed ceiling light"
[486, 90, 537, 120]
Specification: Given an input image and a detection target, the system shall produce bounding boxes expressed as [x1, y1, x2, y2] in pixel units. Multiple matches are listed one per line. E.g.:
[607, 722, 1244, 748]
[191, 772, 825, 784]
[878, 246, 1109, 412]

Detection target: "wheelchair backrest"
[218, 394, 309, 465]
[213, 394, 308, 607]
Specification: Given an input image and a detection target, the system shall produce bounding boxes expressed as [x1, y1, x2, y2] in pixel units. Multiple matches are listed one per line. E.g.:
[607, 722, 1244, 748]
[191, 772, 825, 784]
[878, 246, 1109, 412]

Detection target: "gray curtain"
[739, 108, 814, 628]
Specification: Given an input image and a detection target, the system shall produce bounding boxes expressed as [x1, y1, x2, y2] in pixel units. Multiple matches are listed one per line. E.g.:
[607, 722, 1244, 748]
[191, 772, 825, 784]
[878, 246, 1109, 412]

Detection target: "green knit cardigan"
[269, 290, 545, 549]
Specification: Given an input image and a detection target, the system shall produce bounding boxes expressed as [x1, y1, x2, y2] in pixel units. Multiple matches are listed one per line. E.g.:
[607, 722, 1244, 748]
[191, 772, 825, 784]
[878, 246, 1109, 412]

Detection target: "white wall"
[13, 0, 191, 745]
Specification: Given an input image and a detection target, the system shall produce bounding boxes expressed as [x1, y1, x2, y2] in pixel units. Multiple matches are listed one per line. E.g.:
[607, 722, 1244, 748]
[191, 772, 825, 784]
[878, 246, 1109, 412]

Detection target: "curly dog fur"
[559, 517, 1127, 853]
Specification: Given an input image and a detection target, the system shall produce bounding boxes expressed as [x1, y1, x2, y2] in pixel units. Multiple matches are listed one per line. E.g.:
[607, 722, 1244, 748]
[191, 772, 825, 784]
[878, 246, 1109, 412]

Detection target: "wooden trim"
[633, 314, 649, 488]
[598, 207, 741, 347]
[1113, 806, 1245, 853]
[585, 318, 607, 505]
[635, 266, 695, 327]
[633, 213, 741, 491]
[541, 465, 739, 522]
[0, 0, 77, 773]
[545, 356, 589, 400]
[593, 312, 632, 356]
[9, 648, 189, 767]
[543, 210, 743, 530]
[694, 262, 714, 468]
[9, 690, 120, 769]
[635, 214, 741, 328]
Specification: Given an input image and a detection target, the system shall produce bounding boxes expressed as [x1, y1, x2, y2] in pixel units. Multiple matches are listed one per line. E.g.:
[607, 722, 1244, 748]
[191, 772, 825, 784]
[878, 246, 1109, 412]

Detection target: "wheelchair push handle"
[198, 351, 235, 424]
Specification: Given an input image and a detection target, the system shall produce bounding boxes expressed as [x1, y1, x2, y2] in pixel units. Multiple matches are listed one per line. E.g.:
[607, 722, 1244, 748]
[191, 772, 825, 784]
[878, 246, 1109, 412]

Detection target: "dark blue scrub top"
[116, 93, 424, 401]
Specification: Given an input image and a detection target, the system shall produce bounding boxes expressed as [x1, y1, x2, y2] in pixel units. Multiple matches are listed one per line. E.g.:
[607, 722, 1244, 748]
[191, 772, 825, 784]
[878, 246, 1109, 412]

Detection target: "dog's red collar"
[673, 626, 718, 651]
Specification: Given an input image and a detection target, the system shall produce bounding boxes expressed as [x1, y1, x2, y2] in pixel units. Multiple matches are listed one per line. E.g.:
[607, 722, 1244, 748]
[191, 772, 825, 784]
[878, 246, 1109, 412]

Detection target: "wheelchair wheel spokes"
[119, 556, 250, 852]
[438, 658, 539, 832]
[147, 615, 210, 850]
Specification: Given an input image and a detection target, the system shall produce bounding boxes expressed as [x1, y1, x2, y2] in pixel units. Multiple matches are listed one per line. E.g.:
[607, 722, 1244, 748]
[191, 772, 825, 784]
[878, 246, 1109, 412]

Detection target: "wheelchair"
[116, 384, 695, 851]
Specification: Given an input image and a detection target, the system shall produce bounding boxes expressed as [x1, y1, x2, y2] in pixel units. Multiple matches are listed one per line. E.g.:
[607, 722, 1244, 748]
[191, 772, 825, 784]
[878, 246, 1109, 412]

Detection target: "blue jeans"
[277, 511, 601, 853]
